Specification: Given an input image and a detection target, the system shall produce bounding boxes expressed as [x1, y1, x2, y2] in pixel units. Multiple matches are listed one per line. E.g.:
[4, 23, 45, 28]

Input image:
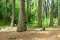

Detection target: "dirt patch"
[1, 28, 60, 40]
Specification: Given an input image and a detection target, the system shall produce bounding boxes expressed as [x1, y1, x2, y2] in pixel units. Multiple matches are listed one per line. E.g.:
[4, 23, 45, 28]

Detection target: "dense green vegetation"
[0, 0, 60, 29]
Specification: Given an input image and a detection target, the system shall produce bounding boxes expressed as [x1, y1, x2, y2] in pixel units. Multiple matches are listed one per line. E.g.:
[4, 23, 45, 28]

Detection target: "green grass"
[0, 18, 58, 29]
[0, 21, 10, 29]
[28, 18, 58, 28]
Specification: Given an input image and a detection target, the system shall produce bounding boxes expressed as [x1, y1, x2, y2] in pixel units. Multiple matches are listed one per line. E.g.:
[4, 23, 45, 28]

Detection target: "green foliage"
[0, 0, 59, 28]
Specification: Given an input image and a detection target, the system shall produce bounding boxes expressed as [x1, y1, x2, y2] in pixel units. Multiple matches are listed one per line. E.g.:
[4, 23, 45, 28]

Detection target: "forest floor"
[0, 27, 60, 40]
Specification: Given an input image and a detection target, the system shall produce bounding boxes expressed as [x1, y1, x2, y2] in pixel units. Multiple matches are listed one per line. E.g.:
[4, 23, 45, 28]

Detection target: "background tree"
[44, 0, 47, 19]
[10, 0, 15, 27]
[0, 0, 3, 20]
[27, 0, 31, 25]
[5, 0, 8, 24]
[56, 0, 58, 18]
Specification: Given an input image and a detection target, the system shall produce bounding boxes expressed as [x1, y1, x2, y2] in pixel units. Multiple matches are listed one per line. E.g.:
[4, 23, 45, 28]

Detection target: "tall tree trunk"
[47, 0, 49, 18]
[5, 0, 8, 24]
[29, 0, 31, 23]
[58, 0, 60, 25]
[27, 0, 30, 23]
[56, 0, 58, 17]
[27, 0, 31, 24]
[56, 0, 58, 18]
[37, 0, 42, 27]
[10, 0, 15, 27]
[44, 0, 47, 19]
[50, 0, 54, 26]
[17, 0, 27, 32]
[57, 0, 58, 17]
[55, 0, 58, 18]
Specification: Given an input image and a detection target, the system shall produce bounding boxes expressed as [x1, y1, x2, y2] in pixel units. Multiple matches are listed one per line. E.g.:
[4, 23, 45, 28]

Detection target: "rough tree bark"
[58, 0, 60, 25]
[50, 0, 54, 26]
[17, 0, 27, 32]
[37, 0, 42, 27]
